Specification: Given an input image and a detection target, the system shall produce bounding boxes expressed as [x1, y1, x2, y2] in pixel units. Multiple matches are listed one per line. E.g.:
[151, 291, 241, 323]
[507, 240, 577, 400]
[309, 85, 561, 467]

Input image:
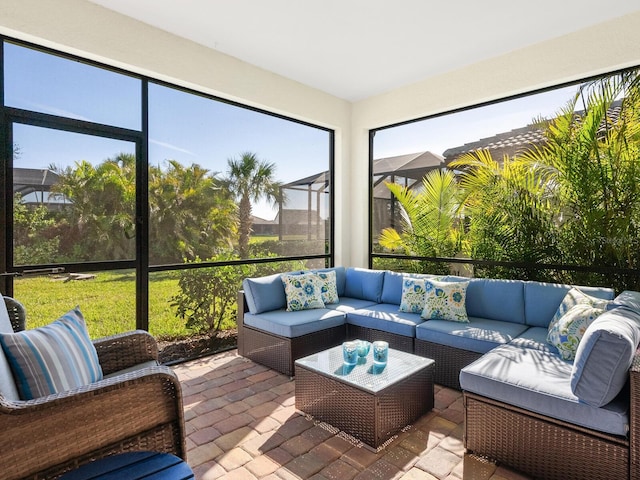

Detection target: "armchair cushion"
[0, 307, 103, 400]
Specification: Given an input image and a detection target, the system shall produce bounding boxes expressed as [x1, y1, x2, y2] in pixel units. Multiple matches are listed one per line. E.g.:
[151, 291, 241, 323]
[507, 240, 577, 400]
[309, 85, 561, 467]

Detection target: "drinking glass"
[372, 340, 389, 366]
[356, 339, 371, 358]
[342, 341, 358, 366]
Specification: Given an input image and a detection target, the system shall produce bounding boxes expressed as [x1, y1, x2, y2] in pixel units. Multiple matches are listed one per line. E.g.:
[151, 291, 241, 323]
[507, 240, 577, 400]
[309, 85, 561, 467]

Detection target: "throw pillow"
[547, 288, 610, 344]
[421, 279, 469, 323]
[0, 307, 103, 400]
[281, 273, 325, 311]
[316, 270, 339, 304]
[547, 303, 604, 361]
[399, 277, 428, 314]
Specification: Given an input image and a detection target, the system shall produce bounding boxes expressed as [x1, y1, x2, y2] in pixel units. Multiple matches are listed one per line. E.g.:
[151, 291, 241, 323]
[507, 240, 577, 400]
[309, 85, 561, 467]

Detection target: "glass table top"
[295, 344, 434, 394]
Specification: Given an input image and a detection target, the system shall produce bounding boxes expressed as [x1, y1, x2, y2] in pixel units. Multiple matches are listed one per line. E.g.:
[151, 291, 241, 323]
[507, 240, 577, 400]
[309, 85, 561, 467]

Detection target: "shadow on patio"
[172, 350, 530, 480]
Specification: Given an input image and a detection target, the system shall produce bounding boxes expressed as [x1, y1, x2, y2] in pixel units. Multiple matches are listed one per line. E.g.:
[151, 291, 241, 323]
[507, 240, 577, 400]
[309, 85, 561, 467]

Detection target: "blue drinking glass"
[342, 341, 358, 366]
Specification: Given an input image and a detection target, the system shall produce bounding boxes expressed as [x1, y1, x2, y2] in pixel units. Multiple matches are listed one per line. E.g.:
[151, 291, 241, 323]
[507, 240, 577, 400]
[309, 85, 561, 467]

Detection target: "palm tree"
[225, 152, 281, 259]
[450, 149, 559, 280]
[518, 71, 640, 288]
[378, 169, 463, 274]
[148, 160, 236, 264]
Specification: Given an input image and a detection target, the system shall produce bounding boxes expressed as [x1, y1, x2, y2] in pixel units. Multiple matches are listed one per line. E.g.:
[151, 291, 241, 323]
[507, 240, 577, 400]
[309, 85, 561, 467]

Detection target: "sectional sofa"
[237, 266, 640, 480]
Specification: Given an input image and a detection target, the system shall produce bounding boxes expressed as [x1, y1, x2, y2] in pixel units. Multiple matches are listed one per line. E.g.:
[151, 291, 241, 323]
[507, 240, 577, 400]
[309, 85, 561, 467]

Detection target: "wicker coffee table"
[295, 345, 435, 449]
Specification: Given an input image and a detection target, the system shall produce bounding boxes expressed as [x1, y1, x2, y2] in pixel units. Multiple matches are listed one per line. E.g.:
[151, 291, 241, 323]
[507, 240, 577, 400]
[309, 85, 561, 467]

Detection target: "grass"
[14, 270, 191, 340]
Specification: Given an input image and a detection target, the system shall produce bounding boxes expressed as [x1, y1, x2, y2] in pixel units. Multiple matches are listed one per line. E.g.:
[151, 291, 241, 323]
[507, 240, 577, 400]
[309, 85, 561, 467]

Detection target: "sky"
[5, 41, 588, 220]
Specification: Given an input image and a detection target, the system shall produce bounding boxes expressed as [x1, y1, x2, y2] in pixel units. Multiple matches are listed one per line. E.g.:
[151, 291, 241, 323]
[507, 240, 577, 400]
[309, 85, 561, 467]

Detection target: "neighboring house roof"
[372, 151, 444, 199]
[373, 151, 444, 179]
[442, 124, 546, 164]
[13, 168, 60, 195]
[251, 215, 277, 225]
[442, 99, 624, 164]
[274, 209, 321, 225]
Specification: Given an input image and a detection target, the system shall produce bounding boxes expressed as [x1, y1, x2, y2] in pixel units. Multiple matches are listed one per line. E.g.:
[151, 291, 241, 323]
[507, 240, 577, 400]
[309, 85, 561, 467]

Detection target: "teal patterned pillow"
[281, 273, 325, 311]
[547, 288, 610, 344]
[316, 270, 339, 304]
[548, 303, 604, 360]
[421, 279, 469, 322]
[399, 277, 427, 314]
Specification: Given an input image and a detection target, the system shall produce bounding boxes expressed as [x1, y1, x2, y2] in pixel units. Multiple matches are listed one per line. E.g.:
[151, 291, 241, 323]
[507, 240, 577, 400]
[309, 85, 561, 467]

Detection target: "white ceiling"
[88, 0, 640, 102]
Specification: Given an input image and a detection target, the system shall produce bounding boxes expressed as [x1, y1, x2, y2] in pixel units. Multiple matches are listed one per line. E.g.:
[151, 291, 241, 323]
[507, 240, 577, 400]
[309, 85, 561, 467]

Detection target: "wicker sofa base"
[414, 339, 482, 390]
[238, 322, 347, 377]
[464, 391, 630, 480]
[347, 324, 414, 353]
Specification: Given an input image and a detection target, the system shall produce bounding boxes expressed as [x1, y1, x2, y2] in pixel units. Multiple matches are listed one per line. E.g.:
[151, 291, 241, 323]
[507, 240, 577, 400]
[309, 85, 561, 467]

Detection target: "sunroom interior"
[2, 2, 640, 479]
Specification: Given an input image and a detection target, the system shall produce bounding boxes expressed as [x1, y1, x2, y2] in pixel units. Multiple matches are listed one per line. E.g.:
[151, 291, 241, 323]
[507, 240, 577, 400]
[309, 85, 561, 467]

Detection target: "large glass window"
[4, 42, 141, 130]
[12, 124, 137, 265]
[1, 38, 334, 361]
[148, 83, 332, 266]
[371, 70, 640, 291]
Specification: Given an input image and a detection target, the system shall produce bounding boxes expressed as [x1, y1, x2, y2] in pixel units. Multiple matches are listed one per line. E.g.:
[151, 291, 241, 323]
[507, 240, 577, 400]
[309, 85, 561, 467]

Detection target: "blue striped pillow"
[0, 307, 103, 400]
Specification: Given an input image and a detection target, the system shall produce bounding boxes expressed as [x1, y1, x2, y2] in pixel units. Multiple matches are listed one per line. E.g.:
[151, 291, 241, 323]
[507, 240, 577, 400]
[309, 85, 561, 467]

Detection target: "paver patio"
[173, 349, 531, 480]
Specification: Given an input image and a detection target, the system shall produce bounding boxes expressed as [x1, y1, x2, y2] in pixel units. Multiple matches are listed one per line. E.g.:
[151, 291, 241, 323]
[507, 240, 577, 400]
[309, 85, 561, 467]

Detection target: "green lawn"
[13, 270, 191, 340]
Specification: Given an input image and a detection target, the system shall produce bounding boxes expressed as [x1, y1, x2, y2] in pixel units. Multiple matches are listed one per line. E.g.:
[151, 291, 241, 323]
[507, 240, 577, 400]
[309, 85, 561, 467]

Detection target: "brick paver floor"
[172, 350, 531, 480]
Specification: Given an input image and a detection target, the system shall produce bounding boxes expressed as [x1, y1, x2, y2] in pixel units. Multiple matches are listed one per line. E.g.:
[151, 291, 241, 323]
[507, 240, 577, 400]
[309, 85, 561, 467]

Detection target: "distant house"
[372, 151, 445, 235]
[13, 168, 69, 210]
[251, 215, 278, 236]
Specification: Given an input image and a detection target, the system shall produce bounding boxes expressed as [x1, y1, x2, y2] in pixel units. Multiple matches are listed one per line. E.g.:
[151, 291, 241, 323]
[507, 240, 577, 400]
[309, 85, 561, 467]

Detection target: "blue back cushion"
[313, 266, 346, 297]
[380, 271, 405, 304]
[380, 271, 440, 305]
[571, 307, 640, 407]
[242, 273, 288, 314]
[465, 278, 525, 324]
[524, 282, 614, 327]
[344, 268, 385, 303]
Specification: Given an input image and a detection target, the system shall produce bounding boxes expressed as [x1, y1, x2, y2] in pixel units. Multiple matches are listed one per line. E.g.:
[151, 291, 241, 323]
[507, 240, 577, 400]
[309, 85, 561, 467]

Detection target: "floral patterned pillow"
[548, 303, 604, 361]
[316, 270, 339, 304]
[421, 279, 469, 323]
[547, 288, 610, 344]
[399, 277, 428, 314]
[281, 273, 325, 311]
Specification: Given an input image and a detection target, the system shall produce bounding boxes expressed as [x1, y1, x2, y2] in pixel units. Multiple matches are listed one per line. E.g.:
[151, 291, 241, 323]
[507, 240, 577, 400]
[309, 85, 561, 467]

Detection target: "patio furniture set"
[238, 266, 640, 480]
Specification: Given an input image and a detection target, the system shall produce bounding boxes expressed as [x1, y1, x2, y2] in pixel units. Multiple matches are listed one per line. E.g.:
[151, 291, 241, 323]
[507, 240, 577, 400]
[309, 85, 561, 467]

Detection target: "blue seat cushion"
[509, 326, 559, 355]
[243, 309, 346, 338]
[415, 317, 529, 354]
[346, 303, 423, 337]
[325, 297, 378, 312]
[344, 268, 385, 303]
[460, 344, 628, 436]
[524, 282, 614, 328]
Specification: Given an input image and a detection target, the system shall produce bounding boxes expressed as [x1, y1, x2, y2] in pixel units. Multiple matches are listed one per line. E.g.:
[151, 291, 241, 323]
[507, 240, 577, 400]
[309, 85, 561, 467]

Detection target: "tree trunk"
[238, 194, 252, 258]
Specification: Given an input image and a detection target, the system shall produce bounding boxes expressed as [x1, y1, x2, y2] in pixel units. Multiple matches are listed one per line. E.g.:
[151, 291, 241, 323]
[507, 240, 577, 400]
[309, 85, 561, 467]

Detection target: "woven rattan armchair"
[0, 329, 186, 480]
[3, 296, 26, 332]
